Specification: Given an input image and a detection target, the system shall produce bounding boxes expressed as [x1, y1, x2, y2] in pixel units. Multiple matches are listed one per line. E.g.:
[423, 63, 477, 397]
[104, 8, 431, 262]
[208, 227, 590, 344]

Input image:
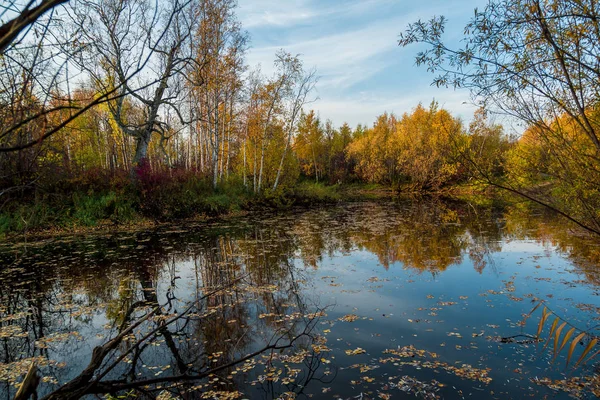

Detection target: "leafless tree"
[0, 0, 68, 54]
[273, 53, 317, 191]
[67, 0, 204, 167]
[190, 0, 248, 187]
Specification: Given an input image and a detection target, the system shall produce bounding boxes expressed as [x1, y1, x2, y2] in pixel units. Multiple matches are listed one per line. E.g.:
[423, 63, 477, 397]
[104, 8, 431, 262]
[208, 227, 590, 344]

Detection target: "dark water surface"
[1, 200, 600, 399]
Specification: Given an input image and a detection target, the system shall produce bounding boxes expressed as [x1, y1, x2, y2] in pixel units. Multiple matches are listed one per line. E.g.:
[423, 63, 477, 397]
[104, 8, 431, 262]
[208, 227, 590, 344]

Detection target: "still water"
[1, 199, 600, 399]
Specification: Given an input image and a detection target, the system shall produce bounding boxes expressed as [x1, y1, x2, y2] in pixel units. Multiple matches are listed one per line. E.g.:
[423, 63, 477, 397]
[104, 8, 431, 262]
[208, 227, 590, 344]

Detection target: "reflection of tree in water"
[349, 201, 469, 272]
[461, 202, 505, 274]
[191, 235, 252, 371]
[0, 252, 117, 395]
[0, 222, 319, 398]
[290, 208, 354, 268]
[288, 200, 505, 274]
[2, 199, 600, 398]
[503, 205, 600, 284]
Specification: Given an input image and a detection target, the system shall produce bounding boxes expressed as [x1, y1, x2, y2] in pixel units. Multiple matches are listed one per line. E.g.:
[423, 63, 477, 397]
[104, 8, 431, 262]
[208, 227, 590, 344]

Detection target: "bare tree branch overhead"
[399, 0, 600, 235]
[3, 1, 600, 399]
[0, 0, 69, 54]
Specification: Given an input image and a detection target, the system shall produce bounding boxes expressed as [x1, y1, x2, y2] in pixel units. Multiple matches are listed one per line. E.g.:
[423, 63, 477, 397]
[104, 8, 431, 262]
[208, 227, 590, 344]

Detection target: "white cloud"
[246, 14, 411, 89]
[239, 0, 397, 29]
[239, 0, 490, 128]
[238, 0, 316, 28]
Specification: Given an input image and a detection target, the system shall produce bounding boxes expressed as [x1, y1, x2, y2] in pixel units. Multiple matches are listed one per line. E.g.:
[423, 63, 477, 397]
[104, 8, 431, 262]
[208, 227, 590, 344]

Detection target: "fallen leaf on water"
[345, 347, 366, 356]
[339, 314, 359, 322]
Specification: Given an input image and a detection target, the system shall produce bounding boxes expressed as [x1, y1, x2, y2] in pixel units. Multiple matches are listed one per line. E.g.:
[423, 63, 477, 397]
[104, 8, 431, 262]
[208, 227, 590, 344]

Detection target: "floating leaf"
[339, 314, 359, 322]
[345, 347, 366, 356]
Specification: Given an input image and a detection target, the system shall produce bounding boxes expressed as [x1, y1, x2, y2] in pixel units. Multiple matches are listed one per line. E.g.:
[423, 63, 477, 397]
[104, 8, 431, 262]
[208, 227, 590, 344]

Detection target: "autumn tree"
[240, 106, 298, 193]
[346, 112, 397, 184]
[294, 115, 352, 184]
[345, 104, 466, 189]
[394, 103, 465, 190]
[505, 113, 600, 231]
[295, 110, 325, 182]
[272, 55, 317, 190]
[466, 108, 512, 179]
[239, 52, 314, 193]
[399, 0, 600, 234]
[0, 0, 155, 161]
[329, 122, 353, 182]
[247, 69, 287, 193]
[191, 0, 248, 187]
[68, 0, 202, 169]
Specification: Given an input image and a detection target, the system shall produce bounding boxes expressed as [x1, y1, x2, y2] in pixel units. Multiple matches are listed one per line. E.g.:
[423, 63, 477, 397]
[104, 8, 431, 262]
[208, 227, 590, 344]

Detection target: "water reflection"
[0, 199, 599, 399]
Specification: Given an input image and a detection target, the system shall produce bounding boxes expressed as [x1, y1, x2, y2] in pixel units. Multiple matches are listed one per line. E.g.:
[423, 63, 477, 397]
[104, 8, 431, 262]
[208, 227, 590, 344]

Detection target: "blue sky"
[237, 0, 489, 128]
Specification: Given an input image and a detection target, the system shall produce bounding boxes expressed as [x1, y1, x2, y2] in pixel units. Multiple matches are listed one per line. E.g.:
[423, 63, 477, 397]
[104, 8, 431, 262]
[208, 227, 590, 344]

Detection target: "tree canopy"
[399, 0, 600, 235]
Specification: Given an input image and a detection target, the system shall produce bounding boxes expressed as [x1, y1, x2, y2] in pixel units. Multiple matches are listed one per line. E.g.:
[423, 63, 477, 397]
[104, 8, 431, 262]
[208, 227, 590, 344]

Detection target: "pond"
[1, 199, 600, 399]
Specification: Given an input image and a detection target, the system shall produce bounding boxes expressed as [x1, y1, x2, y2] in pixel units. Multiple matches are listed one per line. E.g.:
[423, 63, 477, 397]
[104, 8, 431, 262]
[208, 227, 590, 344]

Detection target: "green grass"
[73, 191, 137, 226]
[289, 182, 342, 205]
[0, 181, 394, 237]
[0, 178, 504, 237]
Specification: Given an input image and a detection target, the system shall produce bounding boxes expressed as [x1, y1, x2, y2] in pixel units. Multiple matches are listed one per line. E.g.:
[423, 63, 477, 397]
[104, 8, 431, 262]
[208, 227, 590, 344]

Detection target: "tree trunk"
[257, 135, 265, 192]
[273, 132, 291, 190]
[253, 139, 257, 193]
[133, 133, 151, 166]
[213, 93, 219, 189]
[243, 139, 247, 187]
[225, 97, 233, 179]
[312, 144, 318, 183]
[212, 142, 218, 189]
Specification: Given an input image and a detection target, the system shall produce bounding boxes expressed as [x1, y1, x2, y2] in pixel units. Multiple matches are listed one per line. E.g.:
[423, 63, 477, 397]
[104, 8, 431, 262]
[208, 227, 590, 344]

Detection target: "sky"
[237, 0, 489, 129]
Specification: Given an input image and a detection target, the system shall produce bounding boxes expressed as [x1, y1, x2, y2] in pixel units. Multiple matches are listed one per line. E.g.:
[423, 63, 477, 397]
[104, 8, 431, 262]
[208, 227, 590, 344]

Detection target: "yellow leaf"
[552, 322, 567, 360]
[542, 318, 560, 353]
[582, 347, 600, 365]
[521, 301, 543, 327]
[566, 332, 586, 368]
[536, 307, 549, 339]
[557, 327, 575, 355]
[574, 338, 597, 368]
[345, 347, 366, 356]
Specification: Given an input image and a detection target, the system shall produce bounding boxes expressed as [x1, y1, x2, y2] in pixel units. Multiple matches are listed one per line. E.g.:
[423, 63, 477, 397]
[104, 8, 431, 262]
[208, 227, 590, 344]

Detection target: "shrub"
[291, 182, 341, 205]
[72, 191, 136, 226]
[202, 194, 235, 216]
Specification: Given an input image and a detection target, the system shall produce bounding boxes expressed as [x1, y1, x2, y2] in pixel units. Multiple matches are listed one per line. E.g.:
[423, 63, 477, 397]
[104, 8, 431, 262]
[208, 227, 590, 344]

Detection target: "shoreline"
[0, 183, 498, 243]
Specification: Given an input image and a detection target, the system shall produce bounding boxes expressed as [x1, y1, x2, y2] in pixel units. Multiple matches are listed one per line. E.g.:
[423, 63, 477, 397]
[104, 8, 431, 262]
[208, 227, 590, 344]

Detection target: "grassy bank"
[1, 170, 510, 239]
[0, 175, 403, 238]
